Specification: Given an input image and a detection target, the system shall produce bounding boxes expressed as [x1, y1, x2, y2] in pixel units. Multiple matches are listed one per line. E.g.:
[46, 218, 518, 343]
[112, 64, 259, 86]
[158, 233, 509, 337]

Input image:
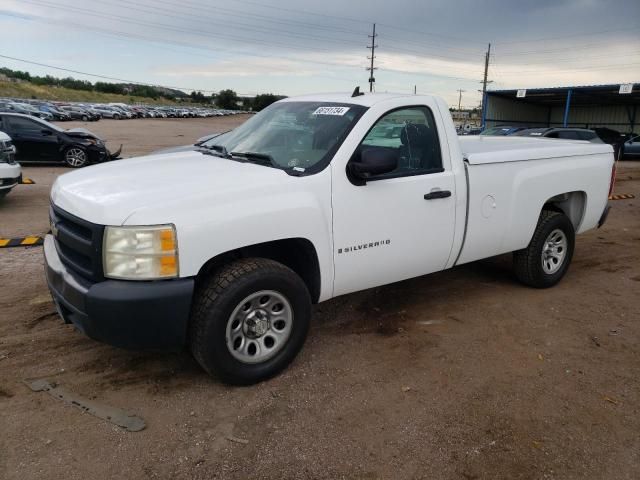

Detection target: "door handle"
[424, 190, 451, 200]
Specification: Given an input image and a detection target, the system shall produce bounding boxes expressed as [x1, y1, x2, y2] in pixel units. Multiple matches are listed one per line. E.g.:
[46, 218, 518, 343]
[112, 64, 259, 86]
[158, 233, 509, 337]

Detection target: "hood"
[50, 150, 291, 225]
[151, 144, 197, 155]
[65, 128, 103, 141]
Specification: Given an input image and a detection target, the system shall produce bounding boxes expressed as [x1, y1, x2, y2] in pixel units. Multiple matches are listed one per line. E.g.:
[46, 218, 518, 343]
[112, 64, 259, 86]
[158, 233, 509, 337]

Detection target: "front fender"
[123, 169, 335, 301]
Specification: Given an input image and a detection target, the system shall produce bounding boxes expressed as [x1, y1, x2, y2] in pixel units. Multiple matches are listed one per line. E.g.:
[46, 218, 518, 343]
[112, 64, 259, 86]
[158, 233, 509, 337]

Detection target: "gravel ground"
[0, 117, 639, 480]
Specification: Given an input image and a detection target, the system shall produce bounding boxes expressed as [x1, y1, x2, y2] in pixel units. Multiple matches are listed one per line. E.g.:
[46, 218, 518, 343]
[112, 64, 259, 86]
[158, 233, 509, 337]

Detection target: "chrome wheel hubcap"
[66, 148, 86, 167]
[225, 290, 293, 364]
[542, 229, 567, 274]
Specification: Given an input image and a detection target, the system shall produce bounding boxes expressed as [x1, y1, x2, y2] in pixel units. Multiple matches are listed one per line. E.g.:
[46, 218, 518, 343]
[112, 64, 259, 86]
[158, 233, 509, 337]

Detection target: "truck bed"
[455, 137, 613, 266]
[459, 136, 613, 165]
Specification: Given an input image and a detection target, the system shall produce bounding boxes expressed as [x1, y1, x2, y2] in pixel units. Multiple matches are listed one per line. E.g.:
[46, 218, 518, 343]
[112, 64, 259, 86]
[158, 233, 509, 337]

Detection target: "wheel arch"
[196, 238, 322, 303]
[542, 190, 587, 231]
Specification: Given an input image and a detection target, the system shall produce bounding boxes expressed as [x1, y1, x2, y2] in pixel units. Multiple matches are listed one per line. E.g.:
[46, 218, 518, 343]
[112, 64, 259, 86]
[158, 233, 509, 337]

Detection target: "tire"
[189, 258, 311, 385]
[64, 146, 88, 168]
[513, 210, 575, 288]
[114, 114, 120, 120]
[81, 115, 88, 121]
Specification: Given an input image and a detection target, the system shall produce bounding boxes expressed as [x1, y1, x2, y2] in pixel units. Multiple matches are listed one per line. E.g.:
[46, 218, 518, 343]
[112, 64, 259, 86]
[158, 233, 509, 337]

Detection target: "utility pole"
[457, 89, 465, 110]
[366, 23, 377, 92]
[480, 43, 492, 114]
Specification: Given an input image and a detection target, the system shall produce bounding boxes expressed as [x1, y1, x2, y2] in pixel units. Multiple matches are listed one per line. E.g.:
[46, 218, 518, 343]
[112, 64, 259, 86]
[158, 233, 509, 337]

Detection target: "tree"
[252, 93, 279, 112]
[215, 89, 239, 109]
[190, 90, 206, 103]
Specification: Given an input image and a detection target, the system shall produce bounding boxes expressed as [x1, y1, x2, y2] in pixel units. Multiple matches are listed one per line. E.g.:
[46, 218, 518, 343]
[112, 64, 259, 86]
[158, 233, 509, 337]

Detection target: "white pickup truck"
[45, 92, 614, 384]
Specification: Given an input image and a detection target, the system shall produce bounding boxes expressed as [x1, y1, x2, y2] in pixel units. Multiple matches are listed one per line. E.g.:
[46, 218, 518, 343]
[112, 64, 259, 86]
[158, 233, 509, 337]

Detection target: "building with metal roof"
[482, 83, 639, 133]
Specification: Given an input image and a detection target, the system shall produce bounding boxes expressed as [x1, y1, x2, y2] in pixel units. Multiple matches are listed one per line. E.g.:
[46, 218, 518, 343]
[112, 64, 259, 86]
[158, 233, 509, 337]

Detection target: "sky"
[0, 0, 638, 107]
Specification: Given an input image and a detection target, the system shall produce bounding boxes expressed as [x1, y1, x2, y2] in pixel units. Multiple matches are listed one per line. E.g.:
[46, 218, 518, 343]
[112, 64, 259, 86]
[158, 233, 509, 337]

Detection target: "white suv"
[0, 131, 21, 199]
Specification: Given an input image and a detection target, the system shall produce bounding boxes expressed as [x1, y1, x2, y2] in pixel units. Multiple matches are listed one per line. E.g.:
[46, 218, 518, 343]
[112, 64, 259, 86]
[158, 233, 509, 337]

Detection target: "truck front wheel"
[513, 210, 575, 288]
[189, 258, 311, 385]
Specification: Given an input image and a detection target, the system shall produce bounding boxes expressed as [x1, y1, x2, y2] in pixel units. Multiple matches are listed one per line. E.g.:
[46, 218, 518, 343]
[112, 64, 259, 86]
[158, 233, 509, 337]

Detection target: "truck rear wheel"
[513, 210, 575, 288]
[189, 258, 311, 385]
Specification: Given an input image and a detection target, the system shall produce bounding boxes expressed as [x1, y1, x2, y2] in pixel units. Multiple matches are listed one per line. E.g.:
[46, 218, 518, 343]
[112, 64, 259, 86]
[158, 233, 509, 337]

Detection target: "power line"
[495, 41, 639, 57]
[104, 0, 361, 51]
[493, 25, 640, 46]
[0, 10, 375, 77]
[0, 53, 251, 94]
[19, 0, 338, 56]
[154, 0, 368, 38]
[492, 62, 640, 75]
[224, 0, 488, 47]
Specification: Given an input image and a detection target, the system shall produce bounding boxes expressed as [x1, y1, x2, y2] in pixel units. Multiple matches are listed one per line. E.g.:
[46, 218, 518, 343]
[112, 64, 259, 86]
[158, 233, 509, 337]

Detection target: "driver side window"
[8, 116, 40, 132]
[359, 106, 443, 178]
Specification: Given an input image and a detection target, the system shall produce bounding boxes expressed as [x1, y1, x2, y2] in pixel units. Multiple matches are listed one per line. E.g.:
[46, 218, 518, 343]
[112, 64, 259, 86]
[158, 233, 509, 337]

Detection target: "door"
[332, 105, 457, 297]
[6, 116, 59, 161]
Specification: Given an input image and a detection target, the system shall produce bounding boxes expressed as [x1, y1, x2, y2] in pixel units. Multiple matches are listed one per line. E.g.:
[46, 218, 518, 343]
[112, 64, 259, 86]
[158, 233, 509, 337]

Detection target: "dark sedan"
[480, 126, 526, 136]
[0, 113, 121, 167]
[59, 106, 99, 122]
[513, 127, 603, 142]
[622, 134, 640, 158]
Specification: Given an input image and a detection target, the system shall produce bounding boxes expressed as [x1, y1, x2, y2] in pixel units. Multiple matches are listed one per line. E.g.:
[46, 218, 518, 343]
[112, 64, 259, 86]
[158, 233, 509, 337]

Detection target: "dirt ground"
[0, 117, 639, 480]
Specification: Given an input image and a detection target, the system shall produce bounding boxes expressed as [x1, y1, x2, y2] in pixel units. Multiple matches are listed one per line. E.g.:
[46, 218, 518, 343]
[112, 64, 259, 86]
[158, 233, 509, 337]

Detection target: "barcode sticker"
[312, 106, 350, 116]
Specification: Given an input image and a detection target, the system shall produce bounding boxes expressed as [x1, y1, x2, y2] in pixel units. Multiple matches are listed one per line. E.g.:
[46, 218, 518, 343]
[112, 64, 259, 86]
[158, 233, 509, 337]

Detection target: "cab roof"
[279, 92, 428, 107]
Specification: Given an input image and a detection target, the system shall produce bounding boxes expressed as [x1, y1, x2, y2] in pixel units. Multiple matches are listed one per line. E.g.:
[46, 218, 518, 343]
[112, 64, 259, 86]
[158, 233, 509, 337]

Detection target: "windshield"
[201, 101, 366, 172]
[30, 115, 64, 132]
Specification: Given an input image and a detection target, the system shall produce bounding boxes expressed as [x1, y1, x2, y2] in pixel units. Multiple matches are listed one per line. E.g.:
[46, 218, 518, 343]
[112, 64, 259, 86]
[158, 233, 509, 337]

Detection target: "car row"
[0, 97, 244, 122]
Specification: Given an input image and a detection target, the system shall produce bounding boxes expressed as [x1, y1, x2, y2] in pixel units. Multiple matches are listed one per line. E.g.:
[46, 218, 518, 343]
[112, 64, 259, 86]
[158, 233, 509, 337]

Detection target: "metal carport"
[482, 83, 639, 133]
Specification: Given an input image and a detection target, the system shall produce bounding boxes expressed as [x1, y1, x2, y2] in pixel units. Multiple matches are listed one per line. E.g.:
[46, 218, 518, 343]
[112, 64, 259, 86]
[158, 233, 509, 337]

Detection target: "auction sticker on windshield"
[313, 106, 350, 116]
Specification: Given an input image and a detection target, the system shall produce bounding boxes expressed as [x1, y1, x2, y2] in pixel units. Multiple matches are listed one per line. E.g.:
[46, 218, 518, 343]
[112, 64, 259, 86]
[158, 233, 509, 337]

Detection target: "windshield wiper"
[199, 143, 231, 158]
[230, 151, 277, 168]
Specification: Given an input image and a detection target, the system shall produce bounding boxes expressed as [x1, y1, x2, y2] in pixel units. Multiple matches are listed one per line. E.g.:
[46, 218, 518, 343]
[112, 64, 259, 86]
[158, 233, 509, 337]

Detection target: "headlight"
[103, 225, 178, 280]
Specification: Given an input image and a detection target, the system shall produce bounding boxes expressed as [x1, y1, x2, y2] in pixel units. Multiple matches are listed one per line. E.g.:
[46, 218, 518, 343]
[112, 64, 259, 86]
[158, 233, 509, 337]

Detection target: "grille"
[1, 177, 19, 186]
[50, 204, 105, 281]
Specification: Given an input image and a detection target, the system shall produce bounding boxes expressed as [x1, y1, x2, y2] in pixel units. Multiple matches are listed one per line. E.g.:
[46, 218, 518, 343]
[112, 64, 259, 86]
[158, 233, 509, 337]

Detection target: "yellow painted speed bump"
[20, 177, 35, 184]
[0, 236, 44, 248]
[609, 193, 635, 200]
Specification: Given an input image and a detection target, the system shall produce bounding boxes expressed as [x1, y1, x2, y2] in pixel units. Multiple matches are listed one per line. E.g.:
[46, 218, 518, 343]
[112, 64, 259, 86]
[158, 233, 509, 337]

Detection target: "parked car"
[513, 127, 603, 142]
[0, 113, 120, 167]
[6, 102, 53, 120]
[38, 104, 71, 121]
[479, 125, 526, 136]
[107, 104, 134, 118]
[44, 93, 614, 384]
[59, 106, 98, 122]
[92, 106, 122, 119]
[0, 130, 21, 199]
[622, 133, 640, 158]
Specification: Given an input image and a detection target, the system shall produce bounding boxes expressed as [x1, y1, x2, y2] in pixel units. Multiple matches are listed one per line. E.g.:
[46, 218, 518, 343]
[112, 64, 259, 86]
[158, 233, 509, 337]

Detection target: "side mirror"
[348, 148, 398, 185]
[41, 129, 53, 136]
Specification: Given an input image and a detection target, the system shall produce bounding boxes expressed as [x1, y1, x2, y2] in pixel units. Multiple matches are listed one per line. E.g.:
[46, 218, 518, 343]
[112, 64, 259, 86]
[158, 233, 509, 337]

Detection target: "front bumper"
[88, 144, 122, 162]
[0, 163, 22, 191]
[44, 234, 194, 350]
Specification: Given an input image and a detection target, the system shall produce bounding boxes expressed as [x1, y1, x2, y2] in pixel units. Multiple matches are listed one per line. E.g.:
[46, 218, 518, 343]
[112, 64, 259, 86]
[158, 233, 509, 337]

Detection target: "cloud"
[0, 0, 638, 106]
